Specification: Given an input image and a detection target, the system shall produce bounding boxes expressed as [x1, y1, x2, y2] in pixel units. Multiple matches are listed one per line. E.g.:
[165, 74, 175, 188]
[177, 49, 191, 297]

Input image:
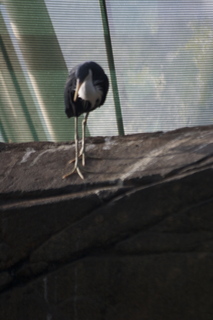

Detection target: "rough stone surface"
[1, 126, 213, 319]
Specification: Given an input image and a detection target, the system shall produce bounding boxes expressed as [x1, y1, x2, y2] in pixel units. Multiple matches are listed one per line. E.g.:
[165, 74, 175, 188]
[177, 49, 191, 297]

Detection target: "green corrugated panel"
[1, 12, 38, 142]
[2, 0, 74, 142]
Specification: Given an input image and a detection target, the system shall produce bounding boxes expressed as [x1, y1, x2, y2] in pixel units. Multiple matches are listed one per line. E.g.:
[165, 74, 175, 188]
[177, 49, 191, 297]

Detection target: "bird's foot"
[67, 150, 85, 166]
[62, 164, 84, 180]
[67, 157, 80, 165]
[82, 153, 85, 166]
[79, 148, 86, 166]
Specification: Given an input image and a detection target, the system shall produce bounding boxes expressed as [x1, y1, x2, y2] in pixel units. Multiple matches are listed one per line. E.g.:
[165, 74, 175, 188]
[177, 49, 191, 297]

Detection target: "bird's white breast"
[78, 69, 102, 109]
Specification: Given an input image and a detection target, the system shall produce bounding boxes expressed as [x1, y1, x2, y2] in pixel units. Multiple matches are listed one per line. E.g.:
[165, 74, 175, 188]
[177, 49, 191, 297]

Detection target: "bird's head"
[74, 63, 91, 102]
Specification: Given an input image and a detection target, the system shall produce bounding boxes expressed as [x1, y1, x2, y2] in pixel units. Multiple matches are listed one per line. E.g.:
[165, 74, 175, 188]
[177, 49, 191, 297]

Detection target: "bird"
[62, 61, 109, 179]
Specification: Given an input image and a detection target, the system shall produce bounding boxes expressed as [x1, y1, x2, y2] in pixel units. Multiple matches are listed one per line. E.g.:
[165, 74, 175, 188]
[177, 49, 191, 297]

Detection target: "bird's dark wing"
[89, 61, 109, 107]
[64, 66, 87, 118]
[99, 73, 109, 106]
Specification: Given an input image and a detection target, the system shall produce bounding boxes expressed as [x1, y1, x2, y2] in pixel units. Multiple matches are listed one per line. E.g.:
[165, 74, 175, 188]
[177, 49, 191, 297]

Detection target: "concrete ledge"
[1, 126, 213, 319]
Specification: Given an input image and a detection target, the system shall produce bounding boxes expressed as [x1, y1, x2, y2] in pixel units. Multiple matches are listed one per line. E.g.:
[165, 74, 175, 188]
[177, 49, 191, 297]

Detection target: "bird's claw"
[67, 151, 85, 166]
[67, 158, 76, 165]
[82, 153, 85, 166]
[62, 165, 84, 180]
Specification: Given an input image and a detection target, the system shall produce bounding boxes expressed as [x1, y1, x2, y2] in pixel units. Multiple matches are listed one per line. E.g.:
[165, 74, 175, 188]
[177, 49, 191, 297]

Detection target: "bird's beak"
[74, 79, 82, 102]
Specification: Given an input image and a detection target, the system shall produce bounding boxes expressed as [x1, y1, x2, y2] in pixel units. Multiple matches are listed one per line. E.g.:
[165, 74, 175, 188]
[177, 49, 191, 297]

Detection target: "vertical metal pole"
[99, 0, 125, 136]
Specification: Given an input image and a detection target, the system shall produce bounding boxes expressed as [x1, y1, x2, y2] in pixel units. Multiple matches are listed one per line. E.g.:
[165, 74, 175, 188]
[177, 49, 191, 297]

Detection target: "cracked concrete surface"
[1, 126, 213, 320]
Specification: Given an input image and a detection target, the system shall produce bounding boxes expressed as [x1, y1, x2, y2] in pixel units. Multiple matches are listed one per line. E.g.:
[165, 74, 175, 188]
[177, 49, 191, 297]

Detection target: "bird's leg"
[63, 117, 84, 179]
[79, 112, 89, 166]
[67, 112, 89, 166]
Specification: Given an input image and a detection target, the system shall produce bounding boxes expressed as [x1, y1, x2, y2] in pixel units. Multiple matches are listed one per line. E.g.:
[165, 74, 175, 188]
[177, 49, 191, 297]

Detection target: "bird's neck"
[78, 69, 102, 109]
